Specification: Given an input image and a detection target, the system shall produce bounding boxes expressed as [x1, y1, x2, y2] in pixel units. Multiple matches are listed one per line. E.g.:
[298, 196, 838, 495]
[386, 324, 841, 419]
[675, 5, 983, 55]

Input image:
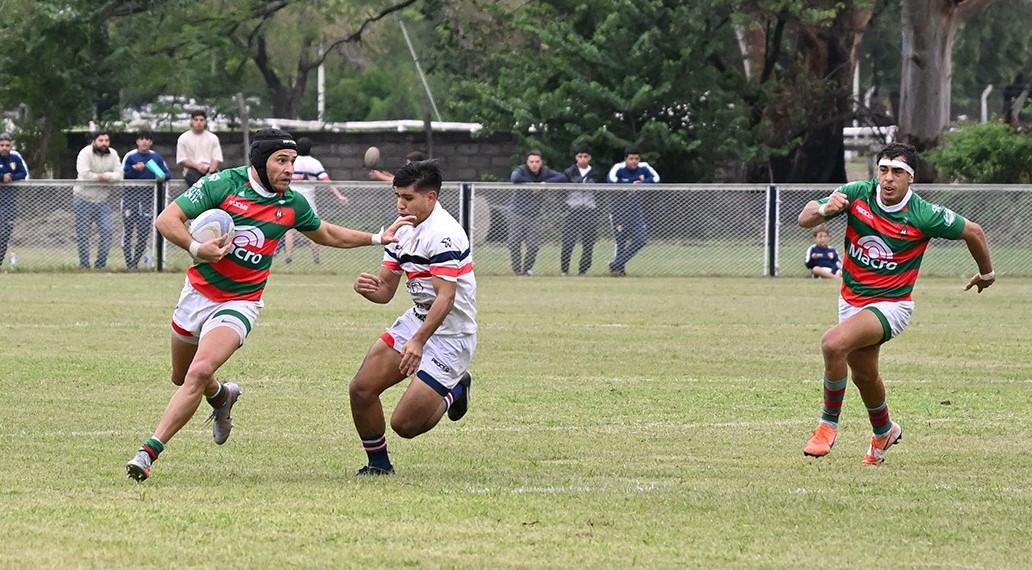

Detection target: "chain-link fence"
[0, 180, 160, 271]
[3, 180, 1031, 277]
[160, 180, 462, 276]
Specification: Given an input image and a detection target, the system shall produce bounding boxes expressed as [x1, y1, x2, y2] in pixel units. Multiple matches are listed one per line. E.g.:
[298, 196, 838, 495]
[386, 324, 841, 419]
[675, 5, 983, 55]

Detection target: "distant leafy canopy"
[0, 0, 122, 172]
[434, 0, 762, 181]
[929, 122, 1032, 183]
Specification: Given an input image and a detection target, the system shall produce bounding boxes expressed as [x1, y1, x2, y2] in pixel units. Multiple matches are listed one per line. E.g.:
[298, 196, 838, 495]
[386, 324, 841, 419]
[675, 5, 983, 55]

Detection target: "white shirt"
[382, 203, 477, 336]
[292, 155, 329, 181]
[176, 130, 223, 175]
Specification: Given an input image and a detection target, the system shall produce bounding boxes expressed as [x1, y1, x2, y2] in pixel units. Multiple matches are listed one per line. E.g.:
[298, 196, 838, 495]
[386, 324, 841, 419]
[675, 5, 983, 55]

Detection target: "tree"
[929, 120, 1032, 183]
[432, 0, 879, 183]
[217, 0, 418, 118]
[0, 1, 126, 174]
[734, 1, 875, 182]
[897, 0, 993, 179]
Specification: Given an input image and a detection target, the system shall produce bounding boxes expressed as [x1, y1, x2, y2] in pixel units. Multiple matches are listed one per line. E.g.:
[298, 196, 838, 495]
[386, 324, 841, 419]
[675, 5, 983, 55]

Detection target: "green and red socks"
[361, 433, 392, 471]
[820, 376, 848, 427]
[867, 402, 892, 436]
[141, 436, 164, 461]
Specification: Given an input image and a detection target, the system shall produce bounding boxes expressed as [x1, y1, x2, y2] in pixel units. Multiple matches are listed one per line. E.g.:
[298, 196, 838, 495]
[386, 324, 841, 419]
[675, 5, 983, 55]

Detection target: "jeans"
[122, 210, 151, 269]
[560, 206, 597, 274]
[610, 212, 647, 271]
[506, 212, 542, 274]
[0, 215, 12, 267]
[73, 197, 113, 269]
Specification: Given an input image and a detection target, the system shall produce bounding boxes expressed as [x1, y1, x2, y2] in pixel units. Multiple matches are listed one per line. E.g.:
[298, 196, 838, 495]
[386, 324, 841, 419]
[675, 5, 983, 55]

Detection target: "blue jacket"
[0, 152, 28, 182]
[804, 244, 841, 273]
[509, 164, 566, 216]
[607, 161, 660, 220]
[123, 150, 171, 180]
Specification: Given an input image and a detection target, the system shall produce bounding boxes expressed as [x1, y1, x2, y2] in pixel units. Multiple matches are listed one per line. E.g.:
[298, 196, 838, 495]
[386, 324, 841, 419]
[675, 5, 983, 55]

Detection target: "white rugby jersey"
[382, 203, 477, 335]
[291, 155, 329, 180]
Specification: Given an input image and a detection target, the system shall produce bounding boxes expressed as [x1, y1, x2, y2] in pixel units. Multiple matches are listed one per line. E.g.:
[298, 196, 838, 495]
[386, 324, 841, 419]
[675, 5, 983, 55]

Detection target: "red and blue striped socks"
[361, 434, 392, 470]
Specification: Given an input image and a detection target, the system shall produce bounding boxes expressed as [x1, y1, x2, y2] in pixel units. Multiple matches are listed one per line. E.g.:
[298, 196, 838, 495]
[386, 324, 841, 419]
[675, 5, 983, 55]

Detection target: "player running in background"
[349, 160, 476, 476]
[797, 143, 995, 466]
[126, 129, 412, 482]
[804, 224, 842, 279]
[282, 136, 349, 264]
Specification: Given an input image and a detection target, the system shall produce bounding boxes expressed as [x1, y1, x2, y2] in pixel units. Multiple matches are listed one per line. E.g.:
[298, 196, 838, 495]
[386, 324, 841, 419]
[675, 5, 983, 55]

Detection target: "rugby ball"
[363, 146, 381, 169]
[189, 209, 235, 243]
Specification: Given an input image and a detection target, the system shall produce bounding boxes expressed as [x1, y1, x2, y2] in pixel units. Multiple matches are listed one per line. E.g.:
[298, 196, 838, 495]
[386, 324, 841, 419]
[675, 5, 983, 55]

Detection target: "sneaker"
[355, 464, 395, 476]
[126, 450, 153, 482]
[205, 382, 242, 445]
[803, 422, 838, 457]
[862, 421, 903, 466]
[447, 372, 472, 422]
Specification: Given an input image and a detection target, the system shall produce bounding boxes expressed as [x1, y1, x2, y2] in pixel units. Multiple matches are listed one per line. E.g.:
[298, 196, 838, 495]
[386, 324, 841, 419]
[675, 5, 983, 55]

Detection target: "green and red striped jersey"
[818, 179, 966, 306]
[175, 166, 321, 301]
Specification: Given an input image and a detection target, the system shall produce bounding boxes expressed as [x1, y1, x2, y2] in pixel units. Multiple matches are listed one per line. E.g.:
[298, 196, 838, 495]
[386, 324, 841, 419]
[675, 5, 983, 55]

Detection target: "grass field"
[1, 272, 1030, 568]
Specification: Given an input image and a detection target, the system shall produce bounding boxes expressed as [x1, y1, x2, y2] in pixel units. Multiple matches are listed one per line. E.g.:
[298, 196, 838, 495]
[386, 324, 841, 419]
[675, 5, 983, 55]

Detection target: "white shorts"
[294, 186, 318, 216]
[380, 308, 477, 395]
[170, 279, 263, 346]
[838, 296, 913, 343]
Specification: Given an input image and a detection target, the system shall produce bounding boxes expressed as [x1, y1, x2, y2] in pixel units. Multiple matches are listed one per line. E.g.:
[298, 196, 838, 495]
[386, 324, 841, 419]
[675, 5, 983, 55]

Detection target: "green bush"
[929, 121, 1032, 183]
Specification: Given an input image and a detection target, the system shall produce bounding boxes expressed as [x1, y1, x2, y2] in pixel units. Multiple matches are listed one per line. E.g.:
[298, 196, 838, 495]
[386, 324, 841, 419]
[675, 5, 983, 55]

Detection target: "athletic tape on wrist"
[188, 240, 201, 257]
[877, 158, 915, 178]
[370, 231, 382, 245]
[818, 203, 829, 217]
[979, 270, 995, 281]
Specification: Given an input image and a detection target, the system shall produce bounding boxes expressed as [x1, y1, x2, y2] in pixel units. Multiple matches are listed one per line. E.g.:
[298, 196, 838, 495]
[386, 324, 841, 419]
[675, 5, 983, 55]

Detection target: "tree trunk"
[898, 0, 992, 180]
[780, 8, 872, 183]
[740, 5, 872, 183]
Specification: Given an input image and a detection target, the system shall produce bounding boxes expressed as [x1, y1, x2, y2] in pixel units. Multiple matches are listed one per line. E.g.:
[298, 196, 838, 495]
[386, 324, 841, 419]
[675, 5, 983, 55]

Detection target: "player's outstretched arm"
[154, 202, 231, 263]
[303, 216, 415, 249]
[353, 266, 401, 304]
[959, 220, 996, 293]
[799, 192, 849, 228]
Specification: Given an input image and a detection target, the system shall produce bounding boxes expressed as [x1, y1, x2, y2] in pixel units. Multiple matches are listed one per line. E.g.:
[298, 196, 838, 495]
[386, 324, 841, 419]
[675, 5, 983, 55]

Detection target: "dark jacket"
[562, 163, 603, 209]
[509, 164, 566, 216]
[562, 164, 604, 184]
[0, 152, 27, 214]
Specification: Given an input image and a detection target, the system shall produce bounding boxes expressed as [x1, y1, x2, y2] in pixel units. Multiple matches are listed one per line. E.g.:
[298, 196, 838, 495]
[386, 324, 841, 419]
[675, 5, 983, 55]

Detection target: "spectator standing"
[122, 132, 171, 270]
[606, 147, 659, 276]
[74, 132, 123, 269]
[508, 150, 565, 275]
[559, 146, 603, 275]
[0, 133, 28, 269]
[176, 110, 223, 186]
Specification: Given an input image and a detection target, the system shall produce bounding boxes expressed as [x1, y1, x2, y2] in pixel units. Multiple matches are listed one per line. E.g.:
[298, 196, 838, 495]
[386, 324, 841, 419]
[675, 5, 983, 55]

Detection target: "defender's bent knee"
[390, 415, 424, 439]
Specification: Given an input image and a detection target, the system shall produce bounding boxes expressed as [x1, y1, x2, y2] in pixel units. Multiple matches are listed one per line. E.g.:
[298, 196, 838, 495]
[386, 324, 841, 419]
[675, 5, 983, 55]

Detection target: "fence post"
[764, 184, 780, 276]
[460, 182, 473, 241]
[155, 181, 166, 272]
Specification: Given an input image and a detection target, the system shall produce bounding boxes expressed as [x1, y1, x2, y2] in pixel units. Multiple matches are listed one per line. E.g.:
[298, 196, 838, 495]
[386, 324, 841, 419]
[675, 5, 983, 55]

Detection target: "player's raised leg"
[803, 309, 883, 458]
[127, 326, 241, 481]
[391, 368, 473, 439]
[349, 338, 407, 475]
[848, 341, 902, 466]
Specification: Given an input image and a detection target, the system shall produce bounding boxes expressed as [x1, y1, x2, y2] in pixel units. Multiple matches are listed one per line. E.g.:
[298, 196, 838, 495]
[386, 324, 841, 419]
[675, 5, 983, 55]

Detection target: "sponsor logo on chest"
[848, 235, 898, 270]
